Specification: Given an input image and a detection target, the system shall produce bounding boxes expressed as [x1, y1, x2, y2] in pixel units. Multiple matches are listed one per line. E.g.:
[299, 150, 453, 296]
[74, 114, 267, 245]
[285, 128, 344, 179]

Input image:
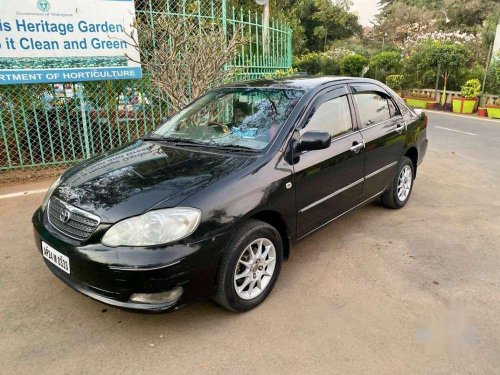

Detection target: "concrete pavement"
[0, 112, 499, 374]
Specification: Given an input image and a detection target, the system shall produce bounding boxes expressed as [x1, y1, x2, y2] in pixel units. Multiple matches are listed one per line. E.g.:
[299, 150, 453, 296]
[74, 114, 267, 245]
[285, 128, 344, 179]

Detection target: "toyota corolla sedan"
[33, 77, 428, 312]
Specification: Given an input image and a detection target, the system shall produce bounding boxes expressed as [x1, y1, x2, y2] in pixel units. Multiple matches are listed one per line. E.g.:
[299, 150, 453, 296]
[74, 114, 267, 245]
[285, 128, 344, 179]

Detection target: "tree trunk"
[441, 73, 449, 106]
[434, 63, 441, 101]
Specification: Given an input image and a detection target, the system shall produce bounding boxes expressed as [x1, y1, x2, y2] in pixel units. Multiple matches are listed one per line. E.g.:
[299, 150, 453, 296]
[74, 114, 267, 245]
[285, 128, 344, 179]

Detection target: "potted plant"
[452, 79, 480, 114]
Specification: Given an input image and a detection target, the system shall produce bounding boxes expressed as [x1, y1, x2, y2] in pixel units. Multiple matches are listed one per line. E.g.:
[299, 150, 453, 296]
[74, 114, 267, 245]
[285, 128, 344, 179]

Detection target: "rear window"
[353, 92, 390, 127]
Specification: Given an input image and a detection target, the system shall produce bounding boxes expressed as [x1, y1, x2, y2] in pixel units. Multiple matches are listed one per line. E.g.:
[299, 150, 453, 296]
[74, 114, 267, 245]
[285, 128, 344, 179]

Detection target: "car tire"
[381, 156, 415, 209]
[214, 220, 283, 312]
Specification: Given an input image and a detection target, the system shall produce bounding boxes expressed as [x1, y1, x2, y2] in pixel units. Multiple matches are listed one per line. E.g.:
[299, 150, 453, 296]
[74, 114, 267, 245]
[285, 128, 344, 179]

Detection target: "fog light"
[130, 287, 183, 305]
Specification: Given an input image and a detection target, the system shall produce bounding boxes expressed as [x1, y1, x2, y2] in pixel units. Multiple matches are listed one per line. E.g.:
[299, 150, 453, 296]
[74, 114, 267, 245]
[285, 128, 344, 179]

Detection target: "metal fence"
[0, 0, 292, 172]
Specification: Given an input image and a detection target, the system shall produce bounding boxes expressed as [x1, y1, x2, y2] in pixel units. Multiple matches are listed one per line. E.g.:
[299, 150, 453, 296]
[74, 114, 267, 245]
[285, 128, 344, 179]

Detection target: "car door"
[350, 84, 406, 199]
[293, 85, 365, 238]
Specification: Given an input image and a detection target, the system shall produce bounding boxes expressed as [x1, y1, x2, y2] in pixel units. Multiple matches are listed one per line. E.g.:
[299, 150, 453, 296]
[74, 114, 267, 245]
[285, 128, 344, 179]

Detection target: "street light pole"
[430, 9, 451, 24]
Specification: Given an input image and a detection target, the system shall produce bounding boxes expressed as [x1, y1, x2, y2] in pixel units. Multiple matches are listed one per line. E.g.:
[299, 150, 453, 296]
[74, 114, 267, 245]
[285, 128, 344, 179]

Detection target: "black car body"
[33, 77, 428, 312]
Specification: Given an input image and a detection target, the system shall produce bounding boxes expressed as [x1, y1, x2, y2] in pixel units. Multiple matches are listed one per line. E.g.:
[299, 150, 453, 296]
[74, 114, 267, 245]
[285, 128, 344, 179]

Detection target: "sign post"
[0, 0, 141, 85]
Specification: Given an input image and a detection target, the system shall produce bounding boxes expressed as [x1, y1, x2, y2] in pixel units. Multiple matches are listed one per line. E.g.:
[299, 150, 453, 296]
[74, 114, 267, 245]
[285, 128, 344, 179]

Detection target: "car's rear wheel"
[214, 220, 283, 312]
[381, 156, 414, 209]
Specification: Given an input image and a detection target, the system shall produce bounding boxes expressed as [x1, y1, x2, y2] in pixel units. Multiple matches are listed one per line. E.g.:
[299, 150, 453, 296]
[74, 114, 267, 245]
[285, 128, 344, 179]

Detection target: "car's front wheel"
[214, 220, 283, 312]
[381, 156, 415, 209]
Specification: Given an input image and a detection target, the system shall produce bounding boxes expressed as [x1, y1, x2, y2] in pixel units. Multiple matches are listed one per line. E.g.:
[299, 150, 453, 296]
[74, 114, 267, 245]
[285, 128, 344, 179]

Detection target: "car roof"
[221, 76, 380, 91]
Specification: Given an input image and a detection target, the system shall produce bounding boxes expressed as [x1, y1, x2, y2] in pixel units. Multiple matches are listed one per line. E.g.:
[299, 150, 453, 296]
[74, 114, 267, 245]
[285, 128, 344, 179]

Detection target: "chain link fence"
[0, 0, 292, 175]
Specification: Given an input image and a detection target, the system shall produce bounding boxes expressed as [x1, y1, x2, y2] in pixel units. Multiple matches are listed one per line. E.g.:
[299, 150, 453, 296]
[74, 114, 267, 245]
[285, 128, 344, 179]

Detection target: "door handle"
[395, 123, 404, 134]
[350, 141, 364, 153]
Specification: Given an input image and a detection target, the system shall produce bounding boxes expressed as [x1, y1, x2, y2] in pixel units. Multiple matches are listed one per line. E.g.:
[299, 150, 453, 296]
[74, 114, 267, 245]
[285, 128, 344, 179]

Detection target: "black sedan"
[33, 77, 428, 312]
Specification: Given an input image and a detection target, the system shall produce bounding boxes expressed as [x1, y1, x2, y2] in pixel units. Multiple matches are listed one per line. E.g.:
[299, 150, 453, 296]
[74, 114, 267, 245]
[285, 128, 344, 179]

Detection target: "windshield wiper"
[144, 135, 260, 153]
[174, 141, 260, 153]
[143, 135, 205, 146]
[215, 144, 261, 153]
[165, 138, 207, 146]
[143, 134, 164, 141]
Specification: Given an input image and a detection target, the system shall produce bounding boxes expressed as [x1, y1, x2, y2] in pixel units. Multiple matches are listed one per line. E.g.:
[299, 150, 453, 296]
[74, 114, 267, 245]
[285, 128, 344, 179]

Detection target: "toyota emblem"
[59, 209, 71, 223]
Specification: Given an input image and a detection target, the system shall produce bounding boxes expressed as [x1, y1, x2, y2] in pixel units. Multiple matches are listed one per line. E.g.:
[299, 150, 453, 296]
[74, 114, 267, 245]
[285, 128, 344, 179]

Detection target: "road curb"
[424, 110, 500, 123]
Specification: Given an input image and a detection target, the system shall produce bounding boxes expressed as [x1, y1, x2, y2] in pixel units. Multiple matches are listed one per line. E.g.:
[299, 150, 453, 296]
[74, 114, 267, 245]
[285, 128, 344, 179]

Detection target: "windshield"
[152, 88, 304, 150]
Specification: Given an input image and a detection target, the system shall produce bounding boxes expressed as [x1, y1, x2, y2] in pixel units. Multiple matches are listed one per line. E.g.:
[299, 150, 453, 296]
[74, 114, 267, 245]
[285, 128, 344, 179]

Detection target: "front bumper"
[32, 208, 227, 312]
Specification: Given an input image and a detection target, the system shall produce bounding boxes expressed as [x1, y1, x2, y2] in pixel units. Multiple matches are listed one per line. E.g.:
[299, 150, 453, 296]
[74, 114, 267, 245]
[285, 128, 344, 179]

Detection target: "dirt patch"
[0, 167, 68, 184]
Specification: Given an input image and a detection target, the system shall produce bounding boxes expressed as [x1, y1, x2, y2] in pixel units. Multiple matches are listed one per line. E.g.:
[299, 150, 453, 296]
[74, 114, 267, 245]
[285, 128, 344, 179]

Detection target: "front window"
[153, 88, 304, 150]
[304, 95, 353, 138]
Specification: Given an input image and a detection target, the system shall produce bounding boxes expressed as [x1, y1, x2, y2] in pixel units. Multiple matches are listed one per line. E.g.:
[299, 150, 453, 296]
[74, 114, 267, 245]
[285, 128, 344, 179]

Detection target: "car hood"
[53, 140, 254, 222]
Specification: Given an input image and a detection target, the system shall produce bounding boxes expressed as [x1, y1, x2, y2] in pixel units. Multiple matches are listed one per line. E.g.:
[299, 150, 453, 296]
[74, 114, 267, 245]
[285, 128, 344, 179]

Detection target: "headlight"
[41, 175, 62, 211]
[101, 208, 202, 247]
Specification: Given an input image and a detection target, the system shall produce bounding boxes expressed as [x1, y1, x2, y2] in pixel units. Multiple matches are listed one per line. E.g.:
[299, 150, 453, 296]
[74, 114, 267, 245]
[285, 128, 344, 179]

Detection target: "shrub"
[460, 79, 481, 98]
[265, 68, 298, 79]
[386, 75, 404, 91]
[370, 51, 402, 77]
[454, 64, 485, 91]
[293, 52, 339, 75]
[340, 54, 368, 77]
[485, 54, 500, 94]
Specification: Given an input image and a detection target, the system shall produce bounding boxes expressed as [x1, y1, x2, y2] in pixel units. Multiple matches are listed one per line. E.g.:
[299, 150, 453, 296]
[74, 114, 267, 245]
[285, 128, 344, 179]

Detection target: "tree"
[376, 1, 437, 45]
[377, 0, 499, 38]
[443, 0, 499, 32]
[279, 0, 361, 53]
[123, 16, 246, 113]
[340, 54, 368, 76]
[428, 42, 469, 104]
[229, 1, 362, 55]
[333, 0, 353, 10]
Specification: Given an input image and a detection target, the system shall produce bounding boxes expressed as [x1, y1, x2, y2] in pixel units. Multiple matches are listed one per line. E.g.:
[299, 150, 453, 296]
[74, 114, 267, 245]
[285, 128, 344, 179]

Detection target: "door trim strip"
[298, 161, 398, 214]
[364, 161, 398, 180]
[298, 178, 364, 214]
[298, 190, 386, 240]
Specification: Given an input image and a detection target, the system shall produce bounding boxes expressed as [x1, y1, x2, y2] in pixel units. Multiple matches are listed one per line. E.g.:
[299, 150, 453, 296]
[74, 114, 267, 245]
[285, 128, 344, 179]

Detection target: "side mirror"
[297, 131, 331, 152]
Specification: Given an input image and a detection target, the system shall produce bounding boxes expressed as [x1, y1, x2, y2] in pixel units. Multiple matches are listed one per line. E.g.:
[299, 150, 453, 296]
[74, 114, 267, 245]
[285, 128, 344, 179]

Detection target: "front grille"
[47, 197, 100, 240]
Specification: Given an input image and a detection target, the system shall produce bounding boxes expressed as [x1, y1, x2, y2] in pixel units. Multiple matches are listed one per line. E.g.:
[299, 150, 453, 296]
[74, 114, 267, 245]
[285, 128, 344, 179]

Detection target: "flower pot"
[486, 105, 500, 119]
[427, 101, 438, 110]
[477, 107, 488, 117]
[452, 98, 477, 114]
[404, 97, 431, 109]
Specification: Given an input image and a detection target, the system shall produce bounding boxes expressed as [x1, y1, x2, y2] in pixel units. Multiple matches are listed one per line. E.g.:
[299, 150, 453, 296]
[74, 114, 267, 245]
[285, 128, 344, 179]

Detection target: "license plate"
[42, 241, 70, 274]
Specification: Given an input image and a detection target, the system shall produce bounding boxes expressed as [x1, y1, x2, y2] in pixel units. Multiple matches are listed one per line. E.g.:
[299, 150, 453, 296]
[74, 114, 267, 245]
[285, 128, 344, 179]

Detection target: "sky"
[350, 0, 380, 26]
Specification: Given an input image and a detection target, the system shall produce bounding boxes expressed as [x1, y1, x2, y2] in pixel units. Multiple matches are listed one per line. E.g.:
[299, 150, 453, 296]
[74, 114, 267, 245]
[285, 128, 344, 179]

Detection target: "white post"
[263, 2, 269, 54]
[255, 0, 270, 55]
[79, 89, 91, 159]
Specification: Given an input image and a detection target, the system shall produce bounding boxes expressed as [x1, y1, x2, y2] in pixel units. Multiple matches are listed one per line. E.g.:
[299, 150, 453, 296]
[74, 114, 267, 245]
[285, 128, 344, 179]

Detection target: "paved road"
[1, 112, 499, 374]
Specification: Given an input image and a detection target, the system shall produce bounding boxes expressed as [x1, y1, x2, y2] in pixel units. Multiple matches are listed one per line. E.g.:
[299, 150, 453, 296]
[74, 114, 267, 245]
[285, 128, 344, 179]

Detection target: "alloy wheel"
[397, 165, 412, 202]
[234, 238, 276, 300]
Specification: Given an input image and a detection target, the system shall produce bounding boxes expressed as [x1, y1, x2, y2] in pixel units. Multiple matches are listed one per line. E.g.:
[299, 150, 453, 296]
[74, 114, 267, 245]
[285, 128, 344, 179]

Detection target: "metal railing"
[0, 0, 292, 172]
